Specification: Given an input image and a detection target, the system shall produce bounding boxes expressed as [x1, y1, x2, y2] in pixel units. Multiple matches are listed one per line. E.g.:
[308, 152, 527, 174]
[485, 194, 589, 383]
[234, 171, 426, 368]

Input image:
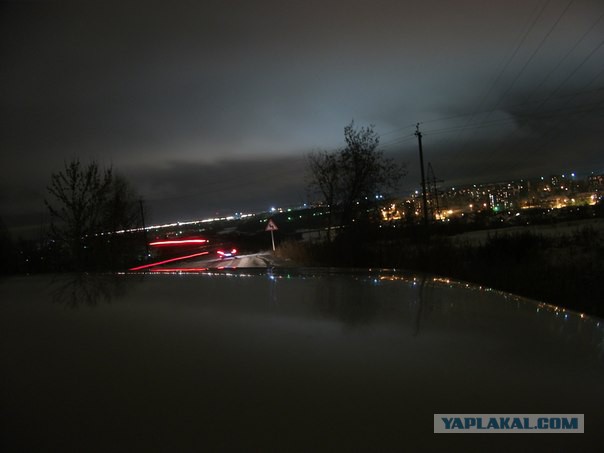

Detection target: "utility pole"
[415, 123, 429, 228]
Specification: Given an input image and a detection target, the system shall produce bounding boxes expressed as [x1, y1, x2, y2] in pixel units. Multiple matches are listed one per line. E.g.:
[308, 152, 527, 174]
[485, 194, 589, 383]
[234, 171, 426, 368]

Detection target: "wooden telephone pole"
[415, 124, 429, 228]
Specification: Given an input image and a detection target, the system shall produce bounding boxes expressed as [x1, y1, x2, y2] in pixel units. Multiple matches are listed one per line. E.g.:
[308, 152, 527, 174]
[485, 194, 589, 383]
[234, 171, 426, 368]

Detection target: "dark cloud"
[129, 156, 309, 222]
[2, 0, 604, 233]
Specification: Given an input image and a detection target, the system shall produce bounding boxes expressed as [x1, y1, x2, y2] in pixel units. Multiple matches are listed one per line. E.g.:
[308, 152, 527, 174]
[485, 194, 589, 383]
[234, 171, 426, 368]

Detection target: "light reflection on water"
[1, 270, 603, 451]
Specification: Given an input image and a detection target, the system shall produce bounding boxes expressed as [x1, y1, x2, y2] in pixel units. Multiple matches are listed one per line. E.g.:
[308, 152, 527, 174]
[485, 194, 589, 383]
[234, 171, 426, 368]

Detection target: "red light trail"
[150, 267, 210, 272]
[129, 251, 209, 271]
[149, 239, 208, 246]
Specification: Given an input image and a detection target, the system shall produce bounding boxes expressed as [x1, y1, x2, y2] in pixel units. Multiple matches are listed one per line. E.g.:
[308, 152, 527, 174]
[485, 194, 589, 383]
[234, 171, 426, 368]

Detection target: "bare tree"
[339, 122, 404, 224]
[307, 122, 405, 234]
[307, 150, 339, 242]
[45, 159, 140, 269]
[45, 160, 112, 267]
[102, 174, 141, 233]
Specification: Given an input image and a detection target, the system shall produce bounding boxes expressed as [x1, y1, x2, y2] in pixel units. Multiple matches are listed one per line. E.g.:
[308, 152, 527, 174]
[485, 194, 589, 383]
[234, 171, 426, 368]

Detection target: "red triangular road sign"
[265, 219, 278, 231]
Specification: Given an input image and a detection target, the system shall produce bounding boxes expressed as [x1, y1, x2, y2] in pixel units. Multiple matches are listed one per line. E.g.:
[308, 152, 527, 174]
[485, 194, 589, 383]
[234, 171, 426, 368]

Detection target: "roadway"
[145, 251, 293, 271]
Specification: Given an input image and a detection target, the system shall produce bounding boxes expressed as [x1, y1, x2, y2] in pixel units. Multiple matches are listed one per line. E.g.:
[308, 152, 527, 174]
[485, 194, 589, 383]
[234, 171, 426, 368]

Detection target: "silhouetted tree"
[101, 174, 144, 269]
[45, 159, 141, 270]
[307, 122, 405, 234]
[339, 122, 405, 225]
[307, 150, 339, 241]
[102, 174, 141, 232]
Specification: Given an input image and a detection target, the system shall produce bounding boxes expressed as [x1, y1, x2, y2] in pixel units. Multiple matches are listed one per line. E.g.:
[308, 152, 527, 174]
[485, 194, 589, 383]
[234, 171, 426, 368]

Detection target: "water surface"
[1, 270, 603, 451]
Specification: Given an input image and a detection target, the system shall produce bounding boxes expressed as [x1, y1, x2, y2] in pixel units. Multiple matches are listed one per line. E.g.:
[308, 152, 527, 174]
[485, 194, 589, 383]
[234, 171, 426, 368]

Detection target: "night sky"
[2, 0, 603, 235]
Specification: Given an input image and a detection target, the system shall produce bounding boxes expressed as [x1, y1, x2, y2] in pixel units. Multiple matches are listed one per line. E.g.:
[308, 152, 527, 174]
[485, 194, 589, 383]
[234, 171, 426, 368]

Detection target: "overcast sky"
[2, 0, 604, 233]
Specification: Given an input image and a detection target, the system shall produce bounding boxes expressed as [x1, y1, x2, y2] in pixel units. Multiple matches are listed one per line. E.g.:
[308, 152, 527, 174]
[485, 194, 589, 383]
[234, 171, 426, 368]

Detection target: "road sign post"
[265, 219, 278, 251]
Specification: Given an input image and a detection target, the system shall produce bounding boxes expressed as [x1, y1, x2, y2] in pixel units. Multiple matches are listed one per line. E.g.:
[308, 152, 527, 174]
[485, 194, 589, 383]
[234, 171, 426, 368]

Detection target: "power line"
[380, 123, 417, 137]
[523, 8, 604, 106]
[416, 100, 604, 137]
[378, 1, 552, 154]
[451, 0, 576, 165]
[504, 71, 604, 177]
[454, 0, 552, 149]
[383, 86, 603, 132]
[484, 0, 577, 119]
[534, 38, 604, 111]
[380, 133, 417, 148]
[378, 87, 604, 150]
[481, 38, 604, 177]
[475, 8, 604, 163]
